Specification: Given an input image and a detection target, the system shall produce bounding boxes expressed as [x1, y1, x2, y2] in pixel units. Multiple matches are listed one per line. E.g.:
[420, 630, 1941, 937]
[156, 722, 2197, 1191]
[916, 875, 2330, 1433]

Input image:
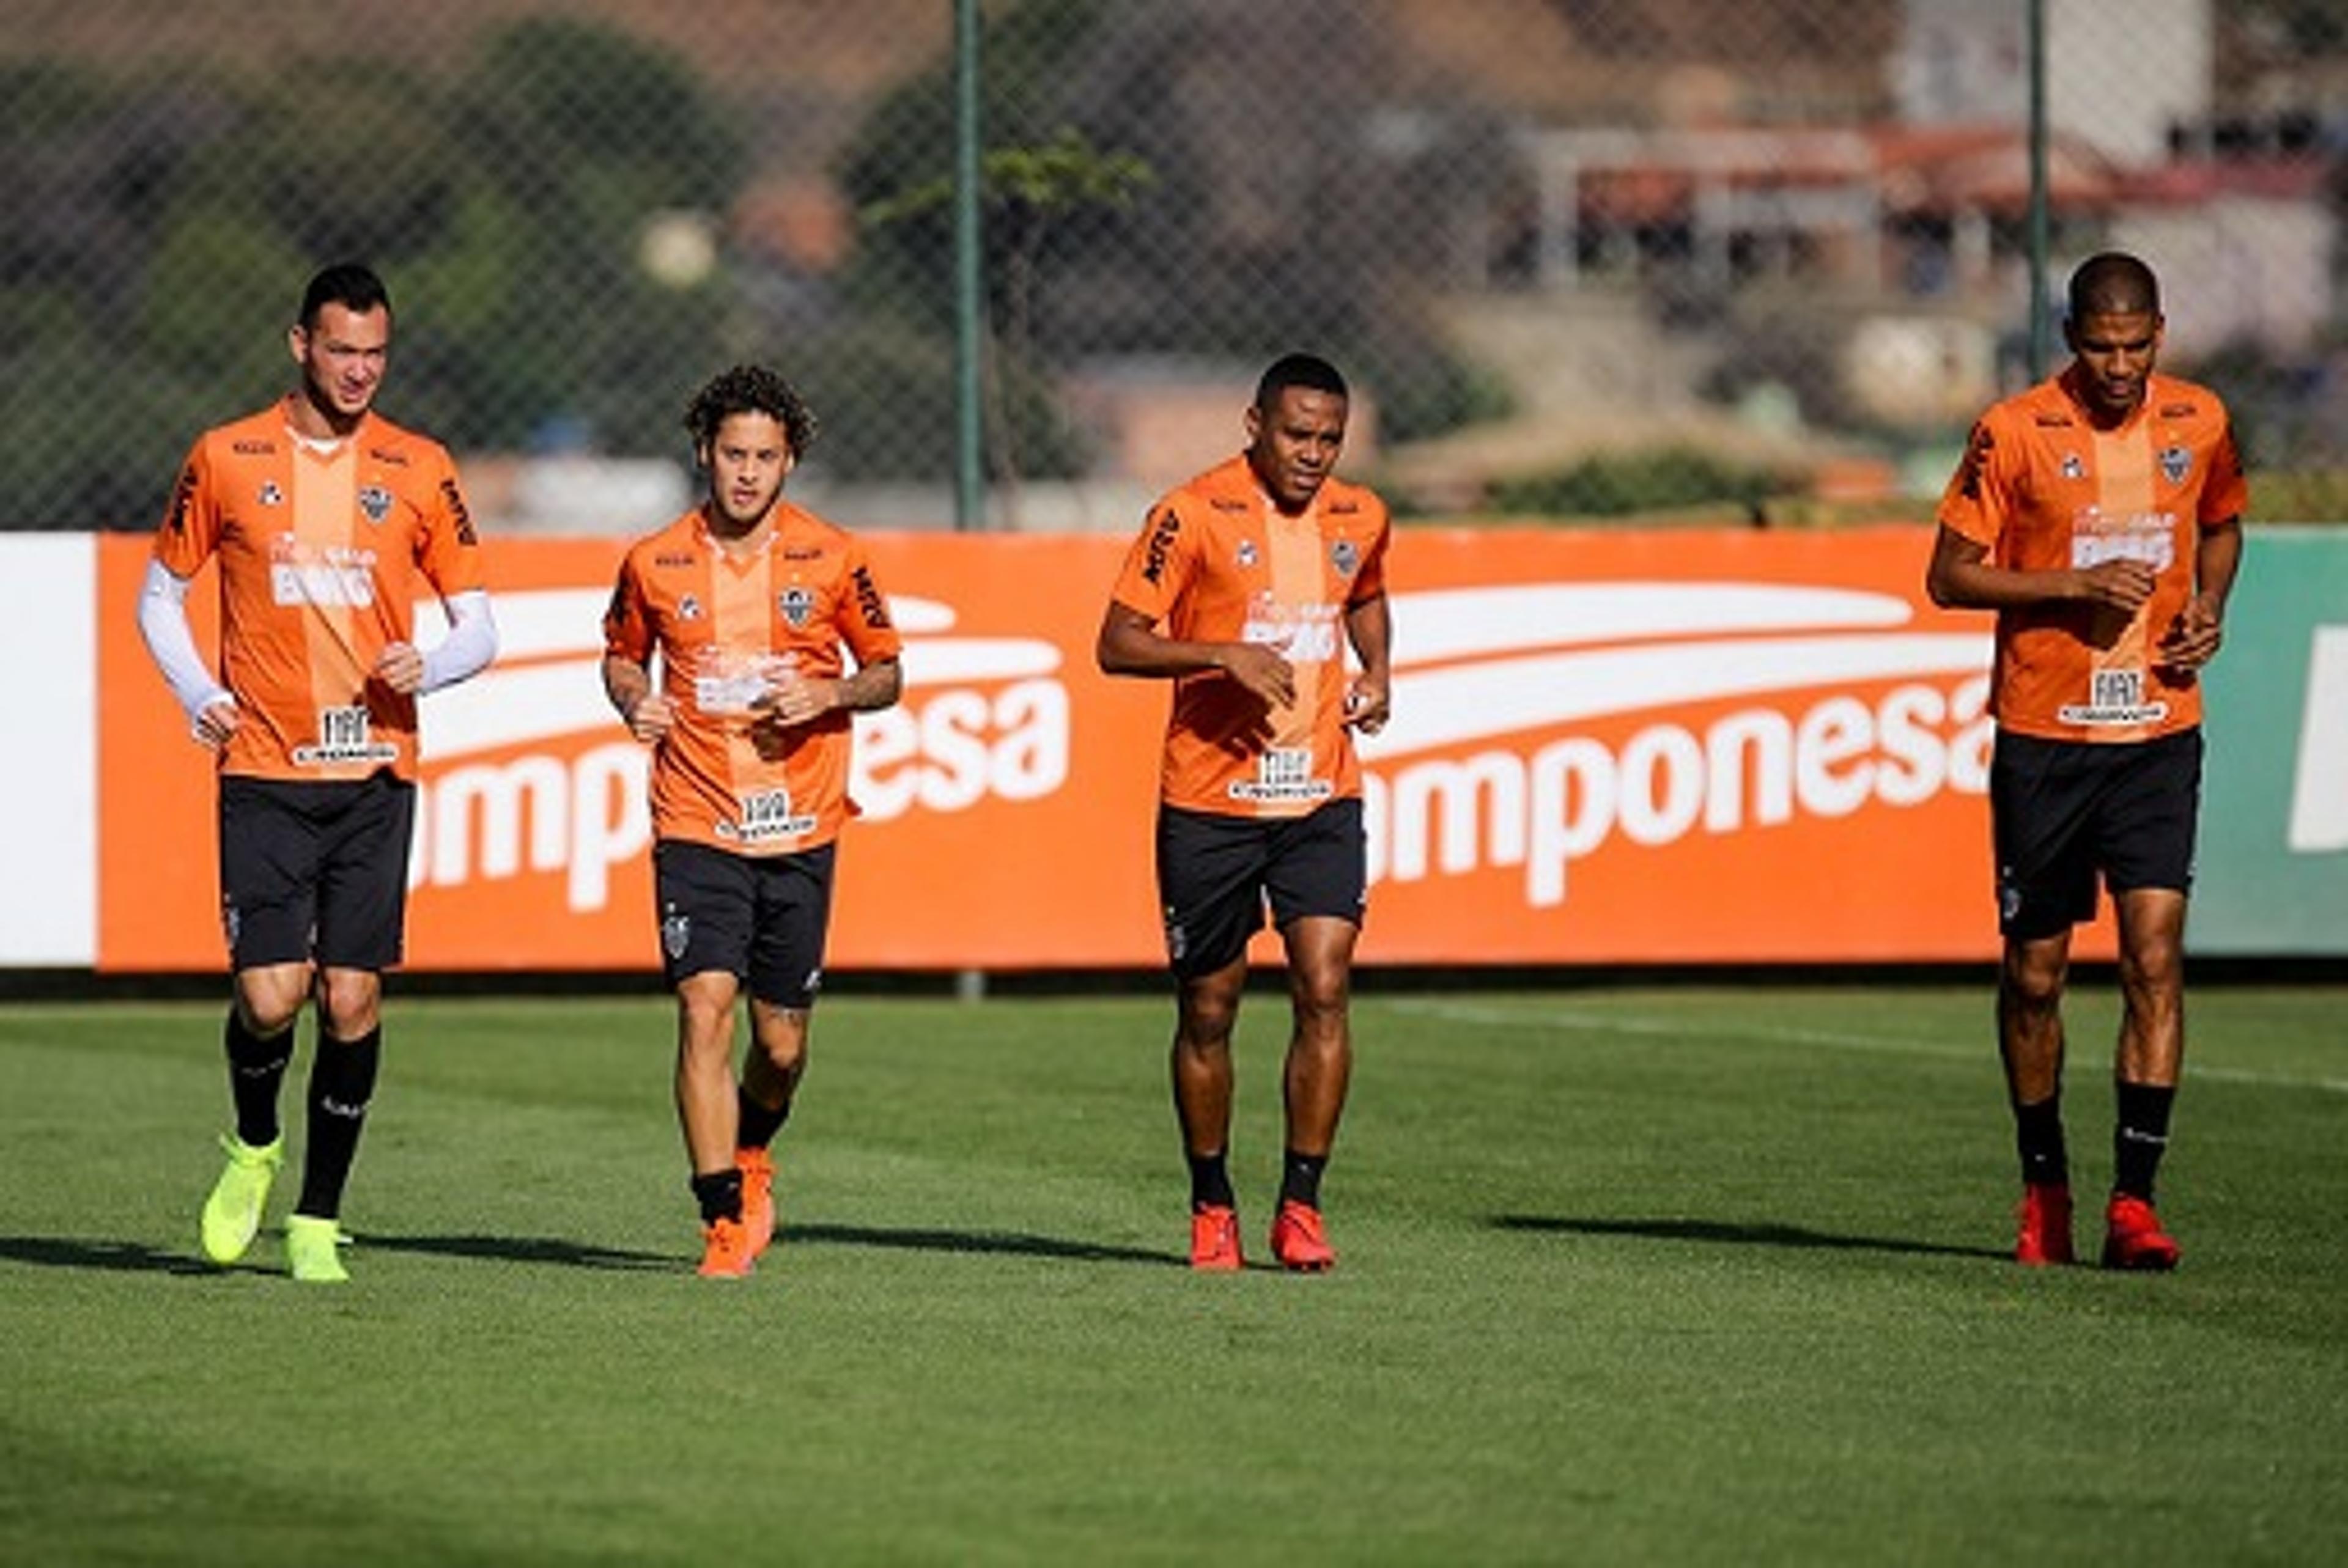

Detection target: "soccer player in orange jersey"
[602, 366, 903, 1279]
[137, 263, 499, 1283]
[1927, 252, 2246, 1272]
[1098, 353, 1393, 1272]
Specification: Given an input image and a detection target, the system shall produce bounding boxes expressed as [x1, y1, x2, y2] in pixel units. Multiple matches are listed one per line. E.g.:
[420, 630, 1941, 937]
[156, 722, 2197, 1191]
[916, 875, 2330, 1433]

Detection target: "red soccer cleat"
[737, 1147, 777, 1259]
[1270, 1199, 1336, 1272]
[697, 1215, 755, 1279]
[2014, 1182, 2074, 1267]
[1189, 1204, 1243, 1272]
[2101, 1193, 2180, 1272]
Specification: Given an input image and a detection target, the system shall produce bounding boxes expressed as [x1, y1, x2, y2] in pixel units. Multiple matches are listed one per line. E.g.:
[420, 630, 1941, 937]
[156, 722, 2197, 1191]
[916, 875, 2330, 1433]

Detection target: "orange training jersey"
[604, 504, 902, 856]
[1938, 369, 2246, 745]
[1110, 454, 1390, 817]
[152, 400, 484, 782]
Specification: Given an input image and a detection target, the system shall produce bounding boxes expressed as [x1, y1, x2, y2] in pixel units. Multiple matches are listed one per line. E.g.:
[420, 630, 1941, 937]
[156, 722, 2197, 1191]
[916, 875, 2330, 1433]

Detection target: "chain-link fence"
[3, 0, 2341, 534]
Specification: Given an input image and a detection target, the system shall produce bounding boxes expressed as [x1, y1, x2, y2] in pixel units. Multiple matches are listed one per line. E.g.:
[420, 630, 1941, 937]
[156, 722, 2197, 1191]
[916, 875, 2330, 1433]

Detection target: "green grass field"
[2, 982, 2342, 1565]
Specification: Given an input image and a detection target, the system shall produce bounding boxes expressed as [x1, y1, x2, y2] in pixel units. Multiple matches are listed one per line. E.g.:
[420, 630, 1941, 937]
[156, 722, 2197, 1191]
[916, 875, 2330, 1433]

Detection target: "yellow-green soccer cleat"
[285, 1215, 350, 1284]
[199, 1133, 284, 1265]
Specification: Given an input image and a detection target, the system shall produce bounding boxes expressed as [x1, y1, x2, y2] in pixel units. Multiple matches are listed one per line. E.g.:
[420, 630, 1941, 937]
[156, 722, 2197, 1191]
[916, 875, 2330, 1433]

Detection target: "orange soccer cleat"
[2100, 1193, 2181, 1272]
[1269, 1199, 1336, 1273]
[737, 1147, 777, 1259]
[697, 1215, 756, 1279]
[1189, 1204, 1243, 1272]
[2014, 1182, 2075, 1267]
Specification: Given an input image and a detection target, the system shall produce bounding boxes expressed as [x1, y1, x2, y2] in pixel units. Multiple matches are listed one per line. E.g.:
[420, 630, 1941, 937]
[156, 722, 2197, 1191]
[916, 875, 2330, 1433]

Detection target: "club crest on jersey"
[779, 585, 814, 628]
[1331, 539, 1360, 577]
[677, 594, 703, 622]
[2059, 454, 2084, 480]
[2160, 446, 2192, 485]
[358, 485, 393, 526]
[257, 481, 285, 507]
[1236, 540, 1258, 569]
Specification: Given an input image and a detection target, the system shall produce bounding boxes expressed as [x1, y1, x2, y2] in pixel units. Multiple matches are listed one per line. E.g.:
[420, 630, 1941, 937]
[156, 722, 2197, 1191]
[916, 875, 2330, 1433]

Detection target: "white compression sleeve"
[135, 558, 233, 728]
[421, 589, 499, 693]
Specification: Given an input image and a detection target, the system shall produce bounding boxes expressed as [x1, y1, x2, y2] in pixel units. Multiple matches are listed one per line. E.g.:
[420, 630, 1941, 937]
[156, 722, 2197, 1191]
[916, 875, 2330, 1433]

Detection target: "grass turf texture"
[2, 985, 2342, 1565]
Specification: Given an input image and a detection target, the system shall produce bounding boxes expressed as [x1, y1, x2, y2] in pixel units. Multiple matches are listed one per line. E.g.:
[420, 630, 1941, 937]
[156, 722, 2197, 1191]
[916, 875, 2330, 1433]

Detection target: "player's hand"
[192, 696, 240, 751]
[623, 691, 675, 746]
[2074, 559, 2157, 615]
[1217, 642, 1296, 710]
[754, 671, 839, 728]
[1345, 674, 1390, 735]
[372, 641, 427, 695]
[2156, 593, 2224, 673]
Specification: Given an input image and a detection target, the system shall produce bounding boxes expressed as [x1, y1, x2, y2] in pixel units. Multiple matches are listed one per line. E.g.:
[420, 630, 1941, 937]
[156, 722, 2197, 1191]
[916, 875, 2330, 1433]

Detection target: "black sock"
[1280, 1149, 1327, 1210]
[2113, 1081, 2176, 1202]
[294, 1026, 381, 1220]
[2013, 1095, 2069, 1188]
[224, 1010, 294, 1149]
[691, 1168, 745, 1224]
[1186, 1149, 1235, 1212]
[737, 1086, 791, 1152]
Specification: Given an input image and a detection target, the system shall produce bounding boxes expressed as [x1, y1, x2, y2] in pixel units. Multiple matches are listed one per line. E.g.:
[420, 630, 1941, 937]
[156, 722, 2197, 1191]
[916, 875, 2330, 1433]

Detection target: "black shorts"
[653, 839, 836, 1007]
[1990, 727, 2202, 940]
[218, 771, 416, 973]
[1154, 798, 1366, 981]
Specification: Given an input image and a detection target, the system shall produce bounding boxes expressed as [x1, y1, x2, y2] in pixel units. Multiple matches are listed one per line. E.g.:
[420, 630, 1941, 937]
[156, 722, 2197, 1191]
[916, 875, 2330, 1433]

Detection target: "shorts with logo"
[653, 839, 835, 1007]
[1990, 726, 2202, 941]
[1154, 797, 1366, 981]
[217, 771, 417, 972]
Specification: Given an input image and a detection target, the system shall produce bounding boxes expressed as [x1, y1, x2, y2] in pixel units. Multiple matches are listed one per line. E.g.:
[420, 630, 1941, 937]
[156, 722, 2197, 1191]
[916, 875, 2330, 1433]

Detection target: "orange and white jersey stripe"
[604, 504, 902, 855]
[152, 400, 484, 782]
[1109, 455, 1390, 817]
[1938, 370, 2246, 744]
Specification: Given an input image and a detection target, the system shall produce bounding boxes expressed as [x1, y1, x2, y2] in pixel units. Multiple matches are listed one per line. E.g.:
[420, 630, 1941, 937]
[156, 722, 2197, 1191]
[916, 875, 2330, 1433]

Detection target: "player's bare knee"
[316, 970, 382, 1040]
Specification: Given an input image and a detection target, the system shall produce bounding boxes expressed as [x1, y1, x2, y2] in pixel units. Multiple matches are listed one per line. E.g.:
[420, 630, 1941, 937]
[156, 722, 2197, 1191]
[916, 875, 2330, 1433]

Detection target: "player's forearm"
[1097, 609, 1233, 680]
[420, 590, 499, 693]
[1345, 594, 1391, 680]
[136, 559, 233, 724]
[834, 657, 902, 713]
[2196, 521, 2243, 616]
[602, 654, 654, 720]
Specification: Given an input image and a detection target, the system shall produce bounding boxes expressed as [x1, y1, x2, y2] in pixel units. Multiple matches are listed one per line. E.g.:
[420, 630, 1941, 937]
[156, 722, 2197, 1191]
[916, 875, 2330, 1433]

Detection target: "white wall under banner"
[0, 535, 97, 965]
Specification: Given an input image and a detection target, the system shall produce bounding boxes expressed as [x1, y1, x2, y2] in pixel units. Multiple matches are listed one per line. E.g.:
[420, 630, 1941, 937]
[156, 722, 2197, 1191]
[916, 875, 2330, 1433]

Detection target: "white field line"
[1375, 997, 2348, 1095]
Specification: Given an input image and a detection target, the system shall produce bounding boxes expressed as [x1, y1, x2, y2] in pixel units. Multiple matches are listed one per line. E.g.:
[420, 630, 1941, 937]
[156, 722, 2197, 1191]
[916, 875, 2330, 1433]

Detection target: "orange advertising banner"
[95, 526, 2104, 973]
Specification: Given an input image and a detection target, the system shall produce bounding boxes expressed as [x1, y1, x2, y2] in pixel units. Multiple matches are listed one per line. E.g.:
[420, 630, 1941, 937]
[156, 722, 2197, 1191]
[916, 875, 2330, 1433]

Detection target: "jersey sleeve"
[152, 438, 221, 580]
[2202, 419, 2250, 525]
[838, 540, 904, 668]
[1107, 496, 1198, 624]
[412, 446, 487, 597]
[1935, 409, 2020, 550]
[602, 551, 655, 666]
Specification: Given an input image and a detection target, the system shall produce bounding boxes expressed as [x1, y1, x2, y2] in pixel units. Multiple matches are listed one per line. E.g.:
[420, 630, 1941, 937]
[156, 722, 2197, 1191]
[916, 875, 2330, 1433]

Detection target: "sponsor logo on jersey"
[1141, 507, 1181, 584]
[438, 477, 476, 545]
[851, 565, 891, 630]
